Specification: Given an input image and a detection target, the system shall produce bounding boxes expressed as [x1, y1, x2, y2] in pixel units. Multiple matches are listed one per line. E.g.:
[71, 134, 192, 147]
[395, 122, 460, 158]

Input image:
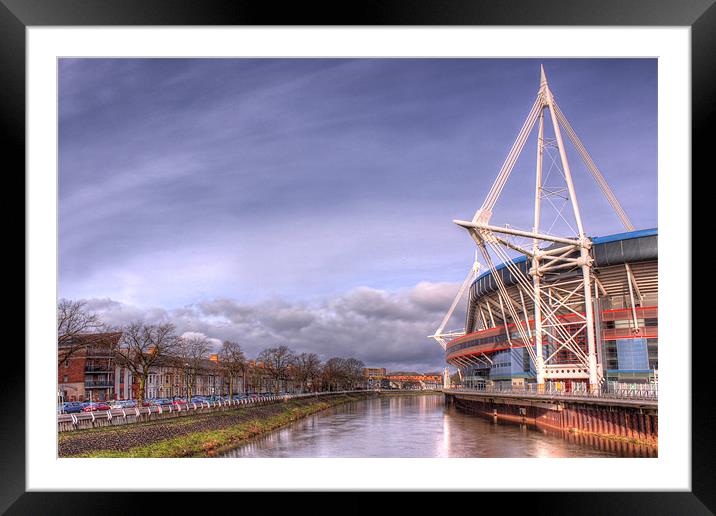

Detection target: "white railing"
[57, 390, 382, 428]
[445, 382, 658, 401]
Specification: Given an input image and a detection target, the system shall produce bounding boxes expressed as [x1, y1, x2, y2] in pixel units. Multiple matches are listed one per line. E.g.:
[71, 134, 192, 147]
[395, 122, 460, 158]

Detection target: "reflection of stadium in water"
[219, 394, 655, 458]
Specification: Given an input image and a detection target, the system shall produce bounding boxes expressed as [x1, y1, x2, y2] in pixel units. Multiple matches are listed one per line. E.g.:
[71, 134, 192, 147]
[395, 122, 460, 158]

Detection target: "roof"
[470, 228, 657, 296]
[58, 331, 123, 348]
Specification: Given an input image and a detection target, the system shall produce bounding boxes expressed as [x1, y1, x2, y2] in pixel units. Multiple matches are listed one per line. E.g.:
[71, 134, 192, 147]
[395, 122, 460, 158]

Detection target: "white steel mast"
[444, 65, 633, 392]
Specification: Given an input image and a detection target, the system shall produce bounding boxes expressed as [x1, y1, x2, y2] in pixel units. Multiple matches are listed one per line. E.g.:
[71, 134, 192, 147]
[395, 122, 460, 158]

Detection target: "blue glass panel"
[616, 338, 649, 370]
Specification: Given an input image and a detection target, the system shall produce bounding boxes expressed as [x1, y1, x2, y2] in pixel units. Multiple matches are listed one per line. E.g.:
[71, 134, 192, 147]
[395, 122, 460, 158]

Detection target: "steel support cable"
[545, 339, 590, 369]
[485, 236, 537, 365]
[553, 102, 634, 231]
[483, 235, 535, 307]
[540, 281, 588, 321]
[480, 96, 544, 214]
[435, 266, 476, 340]
[535, 283, 591, 363]
[483, 237, 539, 313]
[477, 239, 537, 365]
[539, 247, 579, 270]
[498, 294, 513, 347]
[484, 239, 582, 367]
[556, 105, 626, 223]
[541, 326, 590, 367]
[481, 237, 540, 349]
[488, 240, 586, 364]
[543, 193, 579, 237]
[482, 100, 542, 213]
[545, 330, 590, 366]
[539, 319, 588, 366]
[476, 238, 516, 315]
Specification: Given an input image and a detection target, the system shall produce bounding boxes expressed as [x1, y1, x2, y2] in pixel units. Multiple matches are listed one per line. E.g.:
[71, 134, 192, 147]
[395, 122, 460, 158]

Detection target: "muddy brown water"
[218, 394, 656, 458]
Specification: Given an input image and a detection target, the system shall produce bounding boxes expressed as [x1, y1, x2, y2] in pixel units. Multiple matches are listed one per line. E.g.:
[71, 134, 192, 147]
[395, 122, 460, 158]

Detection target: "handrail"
[58, 389, 422, 427]
[444, 385, 657, 401]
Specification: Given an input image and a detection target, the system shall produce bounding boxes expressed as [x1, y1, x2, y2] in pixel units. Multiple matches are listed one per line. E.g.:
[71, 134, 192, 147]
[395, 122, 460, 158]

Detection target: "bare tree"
[113, 322, 178, 405]
[344, 358, 366, 390]
[57, 299, 105, 365]
[293, 353, 322, 393]
[321, 357, 365, 391]
[257, 345, 296, 394]
[176, 335, 212, 400]
[245, 361, 263, 394]
[218, 340, 246, 400]
[322, 357, 347, 391]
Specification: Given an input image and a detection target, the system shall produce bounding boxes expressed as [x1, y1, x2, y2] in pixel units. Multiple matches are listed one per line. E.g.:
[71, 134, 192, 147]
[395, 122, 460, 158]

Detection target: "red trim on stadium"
[445, 307, 658, 360]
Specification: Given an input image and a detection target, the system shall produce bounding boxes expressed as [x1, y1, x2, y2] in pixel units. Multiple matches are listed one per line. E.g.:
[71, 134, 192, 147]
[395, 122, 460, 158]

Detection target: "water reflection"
[219, 395, 655, 458]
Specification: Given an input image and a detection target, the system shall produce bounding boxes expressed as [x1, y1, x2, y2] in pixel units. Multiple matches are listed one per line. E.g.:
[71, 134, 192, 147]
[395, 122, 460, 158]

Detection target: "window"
[63, 375, 68, 383]
[616, 338, 649, 370]
[64, 360, 69, 368]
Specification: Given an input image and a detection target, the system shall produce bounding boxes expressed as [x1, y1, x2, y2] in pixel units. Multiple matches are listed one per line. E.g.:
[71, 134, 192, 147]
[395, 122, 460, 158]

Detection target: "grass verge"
[63, 394, 368, 458]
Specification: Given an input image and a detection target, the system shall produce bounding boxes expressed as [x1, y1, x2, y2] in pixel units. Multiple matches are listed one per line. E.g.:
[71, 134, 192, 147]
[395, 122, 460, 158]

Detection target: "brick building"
[135, 354, 234, 400]
[58, 332, 122, 402]
[58, 332, 309, 401]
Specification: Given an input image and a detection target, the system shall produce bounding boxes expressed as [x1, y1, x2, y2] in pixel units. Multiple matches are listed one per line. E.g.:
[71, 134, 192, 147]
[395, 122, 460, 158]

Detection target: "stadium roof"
[470, 228, 658, 296]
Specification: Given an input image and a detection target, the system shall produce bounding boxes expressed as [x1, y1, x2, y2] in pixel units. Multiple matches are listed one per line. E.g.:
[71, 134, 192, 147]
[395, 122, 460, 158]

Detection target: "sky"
[59, 58, 657, 372]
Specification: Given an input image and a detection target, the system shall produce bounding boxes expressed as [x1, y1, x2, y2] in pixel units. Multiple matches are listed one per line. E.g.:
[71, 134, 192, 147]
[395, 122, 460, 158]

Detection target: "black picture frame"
[3, 0, 710, 512]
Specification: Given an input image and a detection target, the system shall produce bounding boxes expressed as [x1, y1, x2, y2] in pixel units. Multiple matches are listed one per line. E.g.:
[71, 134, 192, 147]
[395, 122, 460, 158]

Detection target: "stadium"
[445, 228, 658, 391]
[432, 66, 657, 394]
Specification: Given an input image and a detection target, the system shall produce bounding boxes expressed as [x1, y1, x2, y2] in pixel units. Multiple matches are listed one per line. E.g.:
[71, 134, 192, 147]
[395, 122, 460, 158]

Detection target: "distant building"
[358, 368, 441, 390]
[384, 372, 442, 389]
[361, 368, 386, 389]
[362, 367, 386, 378]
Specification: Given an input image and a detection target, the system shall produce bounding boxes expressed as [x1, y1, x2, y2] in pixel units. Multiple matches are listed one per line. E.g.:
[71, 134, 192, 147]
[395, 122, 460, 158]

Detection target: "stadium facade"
[445, 228, 657, 391]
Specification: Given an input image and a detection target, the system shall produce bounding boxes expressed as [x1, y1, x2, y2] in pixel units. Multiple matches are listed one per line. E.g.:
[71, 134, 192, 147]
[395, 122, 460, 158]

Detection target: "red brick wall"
[58, 349, 86, 384]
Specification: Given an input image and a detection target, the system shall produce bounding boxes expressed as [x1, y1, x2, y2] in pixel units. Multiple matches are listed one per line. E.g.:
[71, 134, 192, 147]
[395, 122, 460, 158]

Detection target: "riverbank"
[447, 391, 658, 450]
[59, 393, 374, 458]
[376, 389, 442, 397]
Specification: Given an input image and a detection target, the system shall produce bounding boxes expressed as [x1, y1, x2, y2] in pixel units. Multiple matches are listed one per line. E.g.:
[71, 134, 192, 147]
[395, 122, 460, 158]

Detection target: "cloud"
[59, 59, 656, 311]
[180, 331, 223, 351]
[77, 281, 463, 372]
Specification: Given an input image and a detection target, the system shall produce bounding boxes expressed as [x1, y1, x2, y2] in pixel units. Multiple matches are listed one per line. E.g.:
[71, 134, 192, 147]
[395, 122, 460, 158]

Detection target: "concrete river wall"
[444, 389, 657, 445]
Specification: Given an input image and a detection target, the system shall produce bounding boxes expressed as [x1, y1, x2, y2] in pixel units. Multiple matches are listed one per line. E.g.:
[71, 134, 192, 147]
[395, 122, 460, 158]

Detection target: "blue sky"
[59, 58, 657, 371]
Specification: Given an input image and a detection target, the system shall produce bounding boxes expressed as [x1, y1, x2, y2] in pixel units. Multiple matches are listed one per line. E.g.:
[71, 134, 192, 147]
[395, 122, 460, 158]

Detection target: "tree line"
[58, 299, 365, 404]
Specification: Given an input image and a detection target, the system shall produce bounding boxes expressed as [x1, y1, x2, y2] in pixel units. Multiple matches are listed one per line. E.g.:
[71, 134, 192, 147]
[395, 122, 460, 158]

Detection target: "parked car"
[111, 400, 137, 409]
[172, 399, 188, 406]
[61, 402, 84, 414]
[83, 402, 111, 412]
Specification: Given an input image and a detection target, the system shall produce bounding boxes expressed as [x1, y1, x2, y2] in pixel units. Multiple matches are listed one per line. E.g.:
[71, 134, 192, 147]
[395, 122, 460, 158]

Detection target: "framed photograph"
[6, 0, 712, 511]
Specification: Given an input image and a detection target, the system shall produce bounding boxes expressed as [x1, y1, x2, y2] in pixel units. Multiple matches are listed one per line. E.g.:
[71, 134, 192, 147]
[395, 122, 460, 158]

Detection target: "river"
[219, 394, 655, 458]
